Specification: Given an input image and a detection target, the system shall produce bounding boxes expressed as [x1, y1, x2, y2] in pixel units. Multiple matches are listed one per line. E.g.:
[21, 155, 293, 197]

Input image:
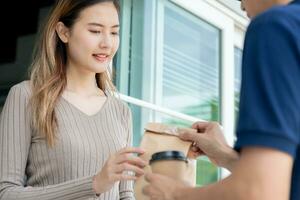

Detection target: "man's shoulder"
[249, 3, 300, 32]
[259, 2, 299, 19]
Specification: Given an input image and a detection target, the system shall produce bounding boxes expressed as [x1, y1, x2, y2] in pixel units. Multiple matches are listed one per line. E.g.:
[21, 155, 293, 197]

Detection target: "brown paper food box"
[134, 122, 198, 200]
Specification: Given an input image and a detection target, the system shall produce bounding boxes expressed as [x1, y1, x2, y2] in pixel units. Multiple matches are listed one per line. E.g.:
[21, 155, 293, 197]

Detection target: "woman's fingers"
[118, 147, 145, 155]
[115, 163, 145, 176]
[115, 154, 147, 167]
[112, 174, 138, 182]
[108, 147, 147, 180]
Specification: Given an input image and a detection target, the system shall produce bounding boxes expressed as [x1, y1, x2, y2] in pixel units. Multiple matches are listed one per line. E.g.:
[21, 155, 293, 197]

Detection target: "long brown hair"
[29, 0, 120, 147]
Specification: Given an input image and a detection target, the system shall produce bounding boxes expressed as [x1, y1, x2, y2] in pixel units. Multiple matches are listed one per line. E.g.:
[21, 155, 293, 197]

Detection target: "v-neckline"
[60, 94, 109, 117]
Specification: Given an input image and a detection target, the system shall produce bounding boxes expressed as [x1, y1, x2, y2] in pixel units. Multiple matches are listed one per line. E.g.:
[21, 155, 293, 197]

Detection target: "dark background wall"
[0, 0, 55, 108]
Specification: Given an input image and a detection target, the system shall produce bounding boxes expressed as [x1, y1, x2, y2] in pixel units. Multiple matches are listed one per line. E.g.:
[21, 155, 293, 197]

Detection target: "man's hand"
[180, 121, 239, 171]
[142, 173, 188, 200]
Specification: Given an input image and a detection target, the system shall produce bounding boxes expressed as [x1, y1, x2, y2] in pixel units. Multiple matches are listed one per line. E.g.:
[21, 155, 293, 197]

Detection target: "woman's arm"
[0, 85, 97, 200]
[119, 105, 135, 200]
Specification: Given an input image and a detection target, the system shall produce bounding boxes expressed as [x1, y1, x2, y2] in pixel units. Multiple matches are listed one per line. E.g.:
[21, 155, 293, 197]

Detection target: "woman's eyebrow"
[87, 22, 119, 28]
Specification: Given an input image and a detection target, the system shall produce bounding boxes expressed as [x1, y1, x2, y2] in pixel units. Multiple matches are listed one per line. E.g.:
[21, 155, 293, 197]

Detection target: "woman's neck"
[65, 66, 102, 97]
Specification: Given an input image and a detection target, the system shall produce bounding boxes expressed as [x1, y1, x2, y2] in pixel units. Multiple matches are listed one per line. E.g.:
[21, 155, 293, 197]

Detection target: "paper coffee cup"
[150, 151, 188, 182]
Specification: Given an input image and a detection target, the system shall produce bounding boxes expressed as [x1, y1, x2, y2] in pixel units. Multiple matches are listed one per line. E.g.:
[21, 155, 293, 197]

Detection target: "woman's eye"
[111, 32, 119, 36]
[90, 30, 101, 34]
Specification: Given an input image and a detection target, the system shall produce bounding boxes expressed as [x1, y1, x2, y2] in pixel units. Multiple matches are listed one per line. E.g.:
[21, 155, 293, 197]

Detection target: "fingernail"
[179, 132, 185, 137]
[140, 148, 146, 153]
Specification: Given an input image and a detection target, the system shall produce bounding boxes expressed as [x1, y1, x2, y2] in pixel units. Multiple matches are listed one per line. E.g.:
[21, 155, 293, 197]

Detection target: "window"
[116, 0, 246, 186]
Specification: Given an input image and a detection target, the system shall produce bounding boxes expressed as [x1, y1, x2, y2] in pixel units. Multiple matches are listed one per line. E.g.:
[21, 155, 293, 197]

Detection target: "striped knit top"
[0, 81, 135, 200]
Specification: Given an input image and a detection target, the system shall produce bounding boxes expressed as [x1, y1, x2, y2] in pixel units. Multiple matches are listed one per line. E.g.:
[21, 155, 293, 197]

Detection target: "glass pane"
[234, 47, 243, 124]
[162, 5, 220, 124]
[128, 103, 144, 147]
[197, 158, 218, 186]
[161, 3, 221, 186]
[116, 0, 146, 147]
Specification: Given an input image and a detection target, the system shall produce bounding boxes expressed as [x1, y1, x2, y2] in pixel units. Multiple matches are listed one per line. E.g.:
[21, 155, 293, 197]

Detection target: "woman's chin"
[88, 65, 108, 74]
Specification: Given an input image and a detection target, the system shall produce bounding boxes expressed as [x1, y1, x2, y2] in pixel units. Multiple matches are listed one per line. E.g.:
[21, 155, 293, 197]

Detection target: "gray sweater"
[0, 81, 134, 200]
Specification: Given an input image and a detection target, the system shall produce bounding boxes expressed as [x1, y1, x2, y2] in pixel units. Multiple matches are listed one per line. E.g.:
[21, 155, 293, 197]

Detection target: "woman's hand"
[93, 147, 147, 194]
[180, 121, 239, 171]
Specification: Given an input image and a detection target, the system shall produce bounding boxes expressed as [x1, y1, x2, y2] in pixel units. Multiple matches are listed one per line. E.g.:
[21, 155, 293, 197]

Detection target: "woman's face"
[61, 2, 120, 74]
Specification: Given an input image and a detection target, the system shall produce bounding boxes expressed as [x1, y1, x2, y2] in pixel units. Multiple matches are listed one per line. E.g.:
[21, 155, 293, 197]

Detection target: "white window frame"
[121, 0, 248, 180]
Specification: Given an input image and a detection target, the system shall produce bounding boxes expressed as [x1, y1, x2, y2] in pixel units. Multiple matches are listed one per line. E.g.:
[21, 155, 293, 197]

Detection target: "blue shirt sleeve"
[235, 13, 300, 158]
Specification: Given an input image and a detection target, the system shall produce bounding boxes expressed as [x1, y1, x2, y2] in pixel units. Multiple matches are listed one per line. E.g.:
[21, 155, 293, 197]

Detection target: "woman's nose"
[99, 33, 112, 49]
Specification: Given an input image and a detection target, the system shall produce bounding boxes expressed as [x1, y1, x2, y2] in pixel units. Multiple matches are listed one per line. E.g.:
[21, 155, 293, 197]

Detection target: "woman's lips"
[93, 54, 109, 63]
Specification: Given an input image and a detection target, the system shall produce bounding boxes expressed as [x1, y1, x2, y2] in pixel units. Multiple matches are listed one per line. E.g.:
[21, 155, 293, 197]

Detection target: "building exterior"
[0, 0, 249, 187]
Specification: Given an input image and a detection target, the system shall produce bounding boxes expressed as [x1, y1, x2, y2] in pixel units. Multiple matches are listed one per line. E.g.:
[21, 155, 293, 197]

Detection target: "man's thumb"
[179, 131, 202, 142]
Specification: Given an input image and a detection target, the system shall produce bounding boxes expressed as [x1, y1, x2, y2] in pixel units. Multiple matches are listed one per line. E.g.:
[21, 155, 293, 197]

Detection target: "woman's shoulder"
[9, 80, 31, 97]
[3, 80, 31, 107]
[12, 80, 31, 90]
[108, 93, 131, 115]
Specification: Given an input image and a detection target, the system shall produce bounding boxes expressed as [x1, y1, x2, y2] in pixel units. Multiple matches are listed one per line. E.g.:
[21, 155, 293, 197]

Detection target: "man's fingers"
[191, 146, 204, 154]
[191, 121, 209, 130]
[143, 173, 163, 198]
[179, 131, 204, 142]
[145, 173, 155, 183]
[188, 149, 204, 159]
[142, 184, 155, 196]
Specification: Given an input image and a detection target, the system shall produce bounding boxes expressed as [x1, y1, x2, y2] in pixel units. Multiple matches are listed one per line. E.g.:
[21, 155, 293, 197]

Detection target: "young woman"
[0, 0, 146, 199]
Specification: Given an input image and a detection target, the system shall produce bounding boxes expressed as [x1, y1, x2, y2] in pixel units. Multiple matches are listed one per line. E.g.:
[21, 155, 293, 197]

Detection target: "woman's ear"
[56, 22, 70, 43]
